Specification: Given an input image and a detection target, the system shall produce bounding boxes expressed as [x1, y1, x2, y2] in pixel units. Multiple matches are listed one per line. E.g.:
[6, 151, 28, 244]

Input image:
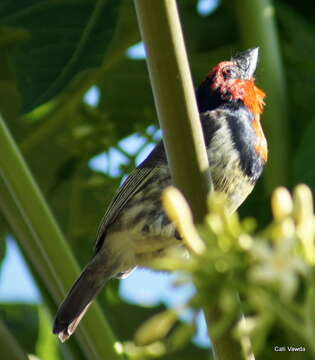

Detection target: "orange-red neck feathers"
[212, 77, 266, 115]
[235, 81, 267, 161]
[231, 80, 265, 115]
[209, 64, 267, 161]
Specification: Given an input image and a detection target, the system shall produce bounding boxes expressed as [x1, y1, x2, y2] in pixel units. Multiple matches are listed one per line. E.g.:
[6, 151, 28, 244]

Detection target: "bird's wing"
[94, 165, 163, 253]
[94, 111, 219, 252]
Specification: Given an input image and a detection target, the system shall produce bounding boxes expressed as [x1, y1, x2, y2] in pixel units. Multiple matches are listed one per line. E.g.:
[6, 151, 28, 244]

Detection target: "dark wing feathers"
[94, 166, 162, 253]
[93, 111, 229, 254]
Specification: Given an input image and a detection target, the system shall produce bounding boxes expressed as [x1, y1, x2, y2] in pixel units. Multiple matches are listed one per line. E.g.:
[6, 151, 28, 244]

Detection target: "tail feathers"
[53, 263, 108, 342]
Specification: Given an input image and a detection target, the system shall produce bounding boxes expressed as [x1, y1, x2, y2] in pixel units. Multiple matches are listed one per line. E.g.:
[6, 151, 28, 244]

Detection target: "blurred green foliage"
[153, 185, 315, 360]
[1, 0, 315, 359]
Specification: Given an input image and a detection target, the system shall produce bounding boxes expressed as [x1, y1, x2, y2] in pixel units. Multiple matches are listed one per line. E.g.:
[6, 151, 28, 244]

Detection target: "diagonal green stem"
[0, 114, 124, 360]
[0, 319, 29, 360]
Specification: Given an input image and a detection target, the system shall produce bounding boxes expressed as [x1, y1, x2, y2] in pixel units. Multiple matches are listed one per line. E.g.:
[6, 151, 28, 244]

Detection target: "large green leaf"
[0, 0, 121, 112]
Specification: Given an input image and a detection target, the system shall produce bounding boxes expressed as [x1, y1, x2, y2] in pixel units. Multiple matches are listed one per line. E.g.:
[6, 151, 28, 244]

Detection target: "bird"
[53, 47, 267, 341]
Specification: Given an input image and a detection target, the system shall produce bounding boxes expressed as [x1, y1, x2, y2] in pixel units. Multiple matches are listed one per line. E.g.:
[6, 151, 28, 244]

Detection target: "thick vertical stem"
[134, 0, 212, 224]
[204, 308, 242, 360]
[234, 0, 290, 191]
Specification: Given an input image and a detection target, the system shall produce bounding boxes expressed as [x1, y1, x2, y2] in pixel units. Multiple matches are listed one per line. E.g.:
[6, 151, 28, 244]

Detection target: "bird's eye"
[222, 67, 236, 79]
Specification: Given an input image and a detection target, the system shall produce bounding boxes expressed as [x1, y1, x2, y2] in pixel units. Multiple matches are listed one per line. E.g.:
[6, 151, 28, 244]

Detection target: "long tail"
[53, 261, 108, 342]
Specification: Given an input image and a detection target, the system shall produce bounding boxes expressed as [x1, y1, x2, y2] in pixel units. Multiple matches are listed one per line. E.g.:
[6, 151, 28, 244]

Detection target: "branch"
[133, 0, 212, 223]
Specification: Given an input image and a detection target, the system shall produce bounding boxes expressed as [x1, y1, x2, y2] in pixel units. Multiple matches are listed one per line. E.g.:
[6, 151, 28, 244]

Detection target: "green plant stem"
[133, 1, 246, 359]
[204, 308, 243, 360]
[0, 319, 29, 360]
[0, 114, 124, 360]
[133, 0, 212, 224]
[234, 0, 290, 191]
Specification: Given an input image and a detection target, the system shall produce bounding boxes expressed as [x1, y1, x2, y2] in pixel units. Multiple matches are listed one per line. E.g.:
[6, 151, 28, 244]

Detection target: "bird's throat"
[219, 79, 266, 115]
[219, 79, 268, 162]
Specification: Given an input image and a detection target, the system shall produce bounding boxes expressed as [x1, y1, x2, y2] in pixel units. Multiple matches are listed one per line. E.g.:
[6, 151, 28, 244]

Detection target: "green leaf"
[0, 0, 121, 112]
[36, 306, 59, 360]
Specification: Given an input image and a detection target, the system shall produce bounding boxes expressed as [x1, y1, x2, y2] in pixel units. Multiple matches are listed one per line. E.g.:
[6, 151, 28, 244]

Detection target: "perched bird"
[53, 48, 267, 341]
